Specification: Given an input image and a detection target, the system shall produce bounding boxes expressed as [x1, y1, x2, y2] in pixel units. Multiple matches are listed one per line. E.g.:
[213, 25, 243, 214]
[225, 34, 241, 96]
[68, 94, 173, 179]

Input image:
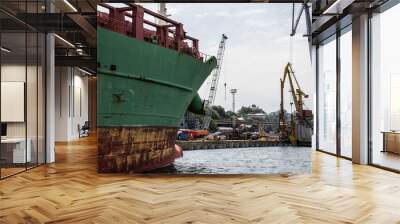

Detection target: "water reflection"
[148, 146, 312, 175]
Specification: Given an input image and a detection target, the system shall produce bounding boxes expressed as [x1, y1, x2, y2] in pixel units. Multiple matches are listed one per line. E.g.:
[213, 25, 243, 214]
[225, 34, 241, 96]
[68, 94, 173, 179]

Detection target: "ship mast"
[159, 3, 167, 16]
[157, 3, 168, 25]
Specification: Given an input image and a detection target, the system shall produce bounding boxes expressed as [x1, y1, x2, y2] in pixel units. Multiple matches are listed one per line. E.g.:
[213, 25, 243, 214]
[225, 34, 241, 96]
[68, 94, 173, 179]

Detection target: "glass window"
[1, 31, 28, 177]
[371, 4, 400, 171]
[0, 2, 46, 179]
[340, 28, 352, 158]
[318, 36, 337, 154]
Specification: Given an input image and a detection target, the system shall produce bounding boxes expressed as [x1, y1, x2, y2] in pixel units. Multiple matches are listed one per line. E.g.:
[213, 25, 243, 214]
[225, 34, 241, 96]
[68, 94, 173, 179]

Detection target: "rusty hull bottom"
[97, 126, 178, 173]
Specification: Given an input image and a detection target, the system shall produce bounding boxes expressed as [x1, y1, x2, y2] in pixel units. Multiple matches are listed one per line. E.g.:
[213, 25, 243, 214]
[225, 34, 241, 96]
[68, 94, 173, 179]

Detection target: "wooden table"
[382, 131, 400, 154]
[1, 138, 31, 164]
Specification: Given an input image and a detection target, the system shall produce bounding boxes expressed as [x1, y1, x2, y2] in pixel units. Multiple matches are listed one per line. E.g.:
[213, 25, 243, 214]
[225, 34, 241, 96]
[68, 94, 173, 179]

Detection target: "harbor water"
[147, 146, 312, 175]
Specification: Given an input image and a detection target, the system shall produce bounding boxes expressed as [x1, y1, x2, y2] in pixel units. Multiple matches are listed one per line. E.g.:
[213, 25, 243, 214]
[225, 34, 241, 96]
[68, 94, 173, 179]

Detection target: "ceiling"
[311, 0, 390, 43]
[1, 0, 396, 70]
[1, 0, 97, 71]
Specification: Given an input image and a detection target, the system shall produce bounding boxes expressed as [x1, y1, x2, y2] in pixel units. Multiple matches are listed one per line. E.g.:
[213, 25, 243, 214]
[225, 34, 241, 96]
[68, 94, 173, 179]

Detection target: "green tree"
[225, 110, 237, 118]
[211, 108, 221, 120]
[211, 105, 226, 118]
[237, 105, 265, 116]
[208, 119, 218, 132]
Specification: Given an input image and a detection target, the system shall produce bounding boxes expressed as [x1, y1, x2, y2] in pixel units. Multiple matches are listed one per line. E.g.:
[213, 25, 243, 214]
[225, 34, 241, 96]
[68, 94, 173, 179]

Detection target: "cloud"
[273, 34, 307, 44]
[243, 19, 274, 28]
[214, 11, 232, 17]
[195, 12, 210, 18]
[148, 3, 313, 111]
[193, 8, 269, 19]
[236, 8, 268, 16]
[166, 4, 186, 15]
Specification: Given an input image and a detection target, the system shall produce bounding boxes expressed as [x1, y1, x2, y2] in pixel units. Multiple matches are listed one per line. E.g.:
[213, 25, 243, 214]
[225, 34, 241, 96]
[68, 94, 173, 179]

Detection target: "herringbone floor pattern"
[1, 136, 400, 223]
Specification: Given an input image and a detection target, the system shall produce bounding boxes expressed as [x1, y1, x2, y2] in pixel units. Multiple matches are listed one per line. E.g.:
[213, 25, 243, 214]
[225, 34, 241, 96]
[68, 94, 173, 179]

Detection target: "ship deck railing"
[97, 4, 209, 62]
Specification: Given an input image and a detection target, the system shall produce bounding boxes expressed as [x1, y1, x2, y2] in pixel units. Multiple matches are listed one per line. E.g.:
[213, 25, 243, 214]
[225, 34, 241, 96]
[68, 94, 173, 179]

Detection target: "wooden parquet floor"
[1, 136, 400, 224]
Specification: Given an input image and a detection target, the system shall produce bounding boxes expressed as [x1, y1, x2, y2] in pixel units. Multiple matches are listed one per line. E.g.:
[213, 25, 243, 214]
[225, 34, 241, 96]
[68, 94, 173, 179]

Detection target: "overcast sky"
[105, 3, 314, 113]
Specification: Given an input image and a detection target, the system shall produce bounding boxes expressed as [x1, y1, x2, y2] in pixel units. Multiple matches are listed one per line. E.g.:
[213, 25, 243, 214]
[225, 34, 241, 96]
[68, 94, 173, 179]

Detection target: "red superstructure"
[98, 3, 202, 60]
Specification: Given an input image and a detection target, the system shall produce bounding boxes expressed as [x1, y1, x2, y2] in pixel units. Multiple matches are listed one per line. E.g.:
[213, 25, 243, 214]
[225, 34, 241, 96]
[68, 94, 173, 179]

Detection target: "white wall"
[72, 73, 89, 138]
[1, 65, 42, 138]
[1, 65, 26, 139]
[1, 63, 46, 164]
[55, 67, 70, 141]
[55, 67, 89, 141]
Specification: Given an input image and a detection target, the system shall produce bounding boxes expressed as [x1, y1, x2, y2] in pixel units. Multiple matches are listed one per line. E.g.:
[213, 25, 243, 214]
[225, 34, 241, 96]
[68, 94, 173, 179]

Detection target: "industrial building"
[0, 0, 400, 223]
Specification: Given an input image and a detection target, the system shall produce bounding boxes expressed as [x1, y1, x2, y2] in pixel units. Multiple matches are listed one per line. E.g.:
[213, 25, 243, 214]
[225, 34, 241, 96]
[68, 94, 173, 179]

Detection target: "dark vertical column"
[25, 1, 28, 170]
[88, 76, 97, 132]
[109, 8, 125, 34]
[36, 0, 39, 167]
[44, 0, 47, 165]
[336, 31, 341, 156]
[367, 12, 373, 165]
[315, 45, 319, 150]
[132, 5, 144, 40]
[156, 26, 168, 48]
[175, 24, 184, 52]
[0, 18, 2, 179]
[72, 68, 75, 118]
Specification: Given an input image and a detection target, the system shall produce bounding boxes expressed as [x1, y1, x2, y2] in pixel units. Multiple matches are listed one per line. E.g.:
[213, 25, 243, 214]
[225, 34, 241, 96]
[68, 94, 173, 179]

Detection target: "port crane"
[202, 34, 228, 130]
[279, 62, 311, 145]
[278, 1, 312, 145]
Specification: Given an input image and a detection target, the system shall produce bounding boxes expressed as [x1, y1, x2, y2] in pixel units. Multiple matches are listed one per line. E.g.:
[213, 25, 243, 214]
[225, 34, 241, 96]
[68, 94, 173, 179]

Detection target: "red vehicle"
[177, 129, 209, 140]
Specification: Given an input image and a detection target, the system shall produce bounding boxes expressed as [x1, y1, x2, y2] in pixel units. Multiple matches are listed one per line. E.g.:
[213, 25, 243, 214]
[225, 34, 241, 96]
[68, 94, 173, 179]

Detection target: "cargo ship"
[97, 4, 217, 173]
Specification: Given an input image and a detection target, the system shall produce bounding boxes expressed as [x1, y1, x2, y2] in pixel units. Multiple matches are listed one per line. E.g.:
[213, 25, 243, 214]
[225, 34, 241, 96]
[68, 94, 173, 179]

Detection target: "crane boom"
[202, 34, 228, 130]
[279, 62, 309, 143]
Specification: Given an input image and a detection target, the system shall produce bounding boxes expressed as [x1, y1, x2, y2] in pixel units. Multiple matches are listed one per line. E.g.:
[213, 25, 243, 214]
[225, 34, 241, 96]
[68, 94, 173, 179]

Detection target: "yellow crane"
[258, 123, 267, 141]
[279, 62, 309, 144]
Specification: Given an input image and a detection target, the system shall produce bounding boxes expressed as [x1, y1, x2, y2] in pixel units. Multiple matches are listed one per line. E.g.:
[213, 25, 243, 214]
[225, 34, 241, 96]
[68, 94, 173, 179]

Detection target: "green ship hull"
[97, 27, 216, 173]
